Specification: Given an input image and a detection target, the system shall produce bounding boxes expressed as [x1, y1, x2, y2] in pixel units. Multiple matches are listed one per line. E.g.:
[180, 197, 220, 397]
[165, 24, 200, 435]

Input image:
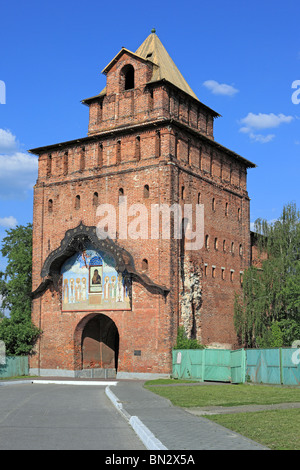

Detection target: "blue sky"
[0, 0, 299, 271]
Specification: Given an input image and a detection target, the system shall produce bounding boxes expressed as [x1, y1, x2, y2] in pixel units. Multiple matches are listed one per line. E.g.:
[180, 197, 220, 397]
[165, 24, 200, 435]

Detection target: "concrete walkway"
[105, 380, 271, 450]
[1, 377, 287, 450]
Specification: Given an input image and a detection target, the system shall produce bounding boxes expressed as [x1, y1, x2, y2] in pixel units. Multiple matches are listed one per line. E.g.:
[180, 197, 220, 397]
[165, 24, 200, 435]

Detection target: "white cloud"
[248, 133, 275, 143]
[0, 129, 38, 199]
[0, 129, 18, 154]
[240, 112, 293, 131]
[0, 216, 17, 228]
[203, 80, 239, 96]
[239, 112, 293, 143]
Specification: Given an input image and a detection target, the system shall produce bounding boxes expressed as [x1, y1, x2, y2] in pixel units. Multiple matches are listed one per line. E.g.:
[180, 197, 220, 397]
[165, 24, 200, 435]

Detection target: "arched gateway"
[75, 313, 119, 378]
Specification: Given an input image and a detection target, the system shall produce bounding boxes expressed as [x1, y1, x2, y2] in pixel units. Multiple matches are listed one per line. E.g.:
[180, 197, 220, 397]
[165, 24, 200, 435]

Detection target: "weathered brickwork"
[29, 32, 256, 377]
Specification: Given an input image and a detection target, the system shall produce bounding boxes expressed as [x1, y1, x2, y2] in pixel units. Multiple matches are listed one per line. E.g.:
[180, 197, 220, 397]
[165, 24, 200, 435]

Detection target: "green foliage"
[0, 318, 40, 356]
[174, 326, 205, 350]
[0, 223, 41, 355]
[234, 202, 300, 348]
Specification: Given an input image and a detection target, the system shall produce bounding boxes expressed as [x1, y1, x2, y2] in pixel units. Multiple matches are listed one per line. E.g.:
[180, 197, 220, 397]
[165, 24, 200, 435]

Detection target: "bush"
[174, 326, 205, 350]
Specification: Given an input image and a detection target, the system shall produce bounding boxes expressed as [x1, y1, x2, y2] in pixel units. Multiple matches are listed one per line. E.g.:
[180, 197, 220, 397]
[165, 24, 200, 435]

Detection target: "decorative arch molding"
[32, 222, 169, 298]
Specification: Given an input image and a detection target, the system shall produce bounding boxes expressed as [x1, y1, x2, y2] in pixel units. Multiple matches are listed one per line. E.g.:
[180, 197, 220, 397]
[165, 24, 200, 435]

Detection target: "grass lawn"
[144, 381, 300, 408]
[144, 380, 300, 450]
[207, 409, 300, 450]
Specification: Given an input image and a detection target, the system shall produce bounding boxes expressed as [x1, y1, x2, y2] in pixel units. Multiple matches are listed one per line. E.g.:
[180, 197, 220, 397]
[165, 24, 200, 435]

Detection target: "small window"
[135, 136, 141, 161]
[199, 146, 202, 170]
[212, 198, 216, 211]
[212, 266, 216, 278]
[214, 237, 218, 250]
[231, 242, 235, 253]
[93, 192, 99, 207]
[181, 186, 185, 200]
[144, 184, 149, 199]
[221, 268, 225, 280]
[63, 151, 68, 176]
[98, 143, 103, 168]
[175, 133, 178, 159]
[205, 235, 209, 249]
[197, 192, 201, 204]
[239, 244, 243, 256]
[48, 199, 53, 213]
[80, 146, 85, 171]
[223, 240, 226, 252]
[240, 272, 244, 285]
[225, 202, 229, 216]
[149, 89, 154, 111]
[204, 264, 208, 276]
[155, 131, 161, 157]
[118, 188, 124, 204]
[47, 154, 52, 177]
[230, 270, 234, 282]
[142, 258, 148, 271]
[116, 140, 121, 164]
[75, 195, 80, 210]
[238, 207, 241, 221]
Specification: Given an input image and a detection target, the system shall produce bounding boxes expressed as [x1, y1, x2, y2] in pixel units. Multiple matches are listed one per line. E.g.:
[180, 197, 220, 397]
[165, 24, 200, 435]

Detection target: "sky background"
[0, 0, 300, 271]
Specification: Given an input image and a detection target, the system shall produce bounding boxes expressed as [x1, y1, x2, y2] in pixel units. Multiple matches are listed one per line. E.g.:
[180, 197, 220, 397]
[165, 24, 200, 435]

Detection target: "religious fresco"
[61, 246, 131, 311]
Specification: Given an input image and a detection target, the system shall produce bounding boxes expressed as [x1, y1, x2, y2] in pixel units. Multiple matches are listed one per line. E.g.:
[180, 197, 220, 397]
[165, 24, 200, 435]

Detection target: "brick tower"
[29, 31, 255, 378]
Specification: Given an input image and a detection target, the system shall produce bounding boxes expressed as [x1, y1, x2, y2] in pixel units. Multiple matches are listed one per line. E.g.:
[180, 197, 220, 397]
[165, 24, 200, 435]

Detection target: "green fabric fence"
[172, 348, 300, 385]
[0, 356, 29, 378]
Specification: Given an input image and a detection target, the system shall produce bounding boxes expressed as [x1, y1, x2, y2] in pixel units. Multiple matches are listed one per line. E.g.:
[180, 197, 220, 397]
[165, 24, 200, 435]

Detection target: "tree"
[0, 223, 40, 355]
[234, 202, 300, 348]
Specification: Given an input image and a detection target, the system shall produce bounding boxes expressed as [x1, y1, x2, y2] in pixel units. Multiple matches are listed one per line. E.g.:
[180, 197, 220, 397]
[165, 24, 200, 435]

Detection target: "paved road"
[0, 383, 146, 450]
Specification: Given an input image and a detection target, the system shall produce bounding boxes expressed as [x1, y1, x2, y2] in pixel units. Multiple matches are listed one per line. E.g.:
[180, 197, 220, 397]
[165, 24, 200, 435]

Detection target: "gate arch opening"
[77, 314, 119, 372]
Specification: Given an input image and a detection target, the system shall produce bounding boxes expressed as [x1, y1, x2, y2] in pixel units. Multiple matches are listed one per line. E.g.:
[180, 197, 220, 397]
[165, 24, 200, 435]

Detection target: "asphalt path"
[0, 383, 146, 450]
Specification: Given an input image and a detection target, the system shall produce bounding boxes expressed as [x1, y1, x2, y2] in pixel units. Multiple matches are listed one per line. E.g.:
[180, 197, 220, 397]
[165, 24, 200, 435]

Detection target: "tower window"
[93, 192, 99, 207]
[80, 146, 85, 171]
[116, 140, 121, 164]
[75, 195, 80, 210]
[118, 188, 124, 204]
[142, 258, 148, 272]
[47, 154, 52, 177]
[205, 235, 209, 249]
[225, 202, 229, 216]
[63, 151, 68, 176]
[121, 64, 135, 91]
[181, 186, 185, 200]
[155, 131, 161, 157]
[48, 199, 53, 213]
[135, 136, 141, 161]
[143, 184, 149, 199]
[98, 143, 103, 168]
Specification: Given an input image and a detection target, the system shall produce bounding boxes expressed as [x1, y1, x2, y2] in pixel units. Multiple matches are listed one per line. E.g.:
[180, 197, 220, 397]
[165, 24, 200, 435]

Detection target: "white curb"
[105, 386, 167, 450]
